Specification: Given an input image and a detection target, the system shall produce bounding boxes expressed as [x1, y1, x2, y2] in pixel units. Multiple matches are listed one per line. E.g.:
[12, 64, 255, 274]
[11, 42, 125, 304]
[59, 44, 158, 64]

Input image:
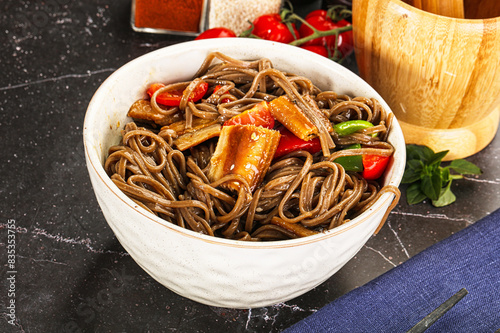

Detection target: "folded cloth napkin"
[284, 208, 500, 333]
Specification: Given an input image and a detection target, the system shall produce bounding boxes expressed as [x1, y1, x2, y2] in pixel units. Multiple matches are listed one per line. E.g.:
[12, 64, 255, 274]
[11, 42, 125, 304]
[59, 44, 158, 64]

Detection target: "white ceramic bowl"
[83, 38, 405, 309]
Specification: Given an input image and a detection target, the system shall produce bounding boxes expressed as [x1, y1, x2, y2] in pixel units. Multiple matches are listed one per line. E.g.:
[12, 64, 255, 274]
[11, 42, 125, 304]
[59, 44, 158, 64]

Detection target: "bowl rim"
[83, 38, 405, 249]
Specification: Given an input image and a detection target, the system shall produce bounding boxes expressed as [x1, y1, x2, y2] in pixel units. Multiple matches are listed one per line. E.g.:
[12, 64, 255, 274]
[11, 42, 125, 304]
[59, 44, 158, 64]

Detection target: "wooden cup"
[353, 0, 500, 160]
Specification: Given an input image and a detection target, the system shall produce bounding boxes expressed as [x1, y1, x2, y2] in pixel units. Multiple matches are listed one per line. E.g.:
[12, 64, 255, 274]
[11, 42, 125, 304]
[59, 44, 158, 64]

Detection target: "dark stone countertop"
[1, 1, 499, 332]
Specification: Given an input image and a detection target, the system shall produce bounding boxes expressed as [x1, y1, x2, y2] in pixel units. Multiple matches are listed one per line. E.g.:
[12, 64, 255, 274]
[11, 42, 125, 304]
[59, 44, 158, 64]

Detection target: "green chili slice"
[334, 144, 363, 172]
[333, 120, 374, 136]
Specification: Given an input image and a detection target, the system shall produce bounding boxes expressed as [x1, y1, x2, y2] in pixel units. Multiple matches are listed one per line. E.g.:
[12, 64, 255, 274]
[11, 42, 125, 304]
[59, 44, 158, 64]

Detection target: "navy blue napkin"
[285, 208, 500, 333]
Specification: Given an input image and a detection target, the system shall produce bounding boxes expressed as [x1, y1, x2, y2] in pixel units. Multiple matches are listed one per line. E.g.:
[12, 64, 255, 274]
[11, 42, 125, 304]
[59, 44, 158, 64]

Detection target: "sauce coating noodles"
[105, 52, 400, 241]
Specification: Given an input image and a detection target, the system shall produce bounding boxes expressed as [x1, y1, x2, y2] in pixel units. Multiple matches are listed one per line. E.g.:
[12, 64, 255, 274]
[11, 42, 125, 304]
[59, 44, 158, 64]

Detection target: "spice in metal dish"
[208, 0, 282, 35]
[134, 0, 204, 32]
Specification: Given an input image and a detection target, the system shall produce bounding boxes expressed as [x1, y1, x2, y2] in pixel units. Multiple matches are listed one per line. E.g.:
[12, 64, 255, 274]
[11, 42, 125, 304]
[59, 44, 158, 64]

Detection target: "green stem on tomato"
[239, 22, 256, 38]
[326, 5, 352, 22]
[285, 21, 299, 40]
[281, 9, 353, 48]
[289, 24, 352, 47]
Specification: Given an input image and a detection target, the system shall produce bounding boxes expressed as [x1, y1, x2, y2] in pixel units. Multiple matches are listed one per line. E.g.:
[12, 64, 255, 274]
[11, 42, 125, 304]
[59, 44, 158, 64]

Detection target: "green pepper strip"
[333, 120, 374, 136]
[334, 144, 363, 172]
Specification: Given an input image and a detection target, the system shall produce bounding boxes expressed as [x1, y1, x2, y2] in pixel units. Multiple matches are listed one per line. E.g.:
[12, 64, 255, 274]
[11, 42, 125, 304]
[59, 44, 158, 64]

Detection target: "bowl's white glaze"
[83, 38, 405, 308]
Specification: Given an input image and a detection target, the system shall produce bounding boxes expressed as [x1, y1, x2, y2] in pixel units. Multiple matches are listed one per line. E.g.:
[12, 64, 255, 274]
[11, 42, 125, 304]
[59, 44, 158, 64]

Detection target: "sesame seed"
[208, 0, 282, 35]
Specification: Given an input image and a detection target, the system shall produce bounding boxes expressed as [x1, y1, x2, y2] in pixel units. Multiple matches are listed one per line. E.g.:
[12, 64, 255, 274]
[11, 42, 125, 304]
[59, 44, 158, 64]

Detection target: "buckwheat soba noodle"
[105, 52, 400, 241]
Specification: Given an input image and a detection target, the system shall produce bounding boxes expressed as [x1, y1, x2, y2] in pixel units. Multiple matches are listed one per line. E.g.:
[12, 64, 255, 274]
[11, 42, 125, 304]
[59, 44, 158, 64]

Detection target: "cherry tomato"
[147, 81, 209, 106]
[224, 101, 275, 129]
[298, 9, 353, 58]
[195, 27, 237, 40]
[251, 14, 299, 44]
[300, 45, 329, 57]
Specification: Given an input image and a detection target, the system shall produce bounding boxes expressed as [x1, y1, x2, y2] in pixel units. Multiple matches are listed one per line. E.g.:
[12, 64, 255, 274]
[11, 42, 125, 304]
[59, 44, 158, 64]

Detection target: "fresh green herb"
[402, 145, 482, 207]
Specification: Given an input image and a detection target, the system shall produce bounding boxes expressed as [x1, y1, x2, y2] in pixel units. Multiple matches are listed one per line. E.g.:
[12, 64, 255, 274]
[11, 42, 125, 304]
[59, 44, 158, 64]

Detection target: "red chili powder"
[134, 0, 204, 32]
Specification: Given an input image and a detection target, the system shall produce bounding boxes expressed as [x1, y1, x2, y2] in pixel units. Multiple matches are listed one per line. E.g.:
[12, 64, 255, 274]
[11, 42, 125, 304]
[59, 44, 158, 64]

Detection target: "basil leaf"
[440, 167, 450, 184]
[422, 163, 438, 177]
[406, 144, 435, 163]
[406, 182, 427, 205]
[403, 144, 481, 207]
[421, 171, 442, 201]
[402, 160, 424, 183]
[407, 159, 424, 171]
[449, 159, 482, 175]
[428, 150, 449, 166]
[405, 144, 421, 161]
[432, 181, 456, 207]
[402, 169, 421, 184]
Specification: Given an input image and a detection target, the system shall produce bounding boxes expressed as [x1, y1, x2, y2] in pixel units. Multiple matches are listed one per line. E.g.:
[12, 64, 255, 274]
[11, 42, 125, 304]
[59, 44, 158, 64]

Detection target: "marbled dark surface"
[1, 1, 499, 332]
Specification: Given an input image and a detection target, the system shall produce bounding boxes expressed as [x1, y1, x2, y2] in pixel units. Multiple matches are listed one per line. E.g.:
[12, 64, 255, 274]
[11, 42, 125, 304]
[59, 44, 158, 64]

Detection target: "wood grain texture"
[464, 0, 500, 19]
[413, 0, 464, 18]
[353, 0, 500, 159]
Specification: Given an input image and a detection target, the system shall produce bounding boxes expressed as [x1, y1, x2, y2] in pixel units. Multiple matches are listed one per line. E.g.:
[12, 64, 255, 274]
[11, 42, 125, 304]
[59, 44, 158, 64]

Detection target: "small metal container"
[131, 0, 209, 36]
[131, 0, 283, 36]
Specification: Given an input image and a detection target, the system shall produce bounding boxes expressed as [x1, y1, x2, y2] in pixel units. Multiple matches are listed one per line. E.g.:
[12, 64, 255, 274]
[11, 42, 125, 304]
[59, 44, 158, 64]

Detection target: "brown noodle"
[105, 52, 400, 241]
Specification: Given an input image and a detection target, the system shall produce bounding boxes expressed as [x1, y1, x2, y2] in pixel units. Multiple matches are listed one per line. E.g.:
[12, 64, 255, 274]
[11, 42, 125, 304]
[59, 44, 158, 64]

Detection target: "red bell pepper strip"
[274, 126, 321, 159]
[223, 101, 275, 129]
[334, 143, 390, 179]
[362, 154, 391, 180]
[146, 83, 165, 98]
[147, 81, 209, 106]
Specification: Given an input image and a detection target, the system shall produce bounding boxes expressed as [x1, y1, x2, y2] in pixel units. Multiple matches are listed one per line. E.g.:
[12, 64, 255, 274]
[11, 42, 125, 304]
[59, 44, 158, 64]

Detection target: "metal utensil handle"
[407, 288, 468, 333]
